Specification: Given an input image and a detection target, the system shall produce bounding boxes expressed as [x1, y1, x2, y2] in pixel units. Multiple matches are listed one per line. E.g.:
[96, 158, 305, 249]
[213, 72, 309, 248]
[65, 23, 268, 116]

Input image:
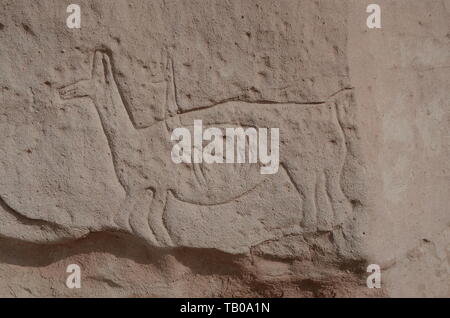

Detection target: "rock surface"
[0, 0, 448, 297]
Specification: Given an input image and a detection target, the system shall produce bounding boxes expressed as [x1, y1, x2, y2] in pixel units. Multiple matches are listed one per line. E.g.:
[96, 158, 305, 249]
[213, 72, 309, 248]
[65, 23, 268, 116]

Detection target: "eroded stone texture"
[348, 0, 450, 297]
[0, 0, 447, 297]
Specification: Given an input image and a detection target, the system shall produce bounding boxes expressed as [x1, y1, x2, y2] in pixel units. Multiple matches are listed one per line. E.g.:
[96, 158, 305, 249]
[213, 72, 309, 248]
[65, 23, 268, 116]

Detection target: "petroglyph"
[54, 49, 355, 251]
[1, 0, 447, 298]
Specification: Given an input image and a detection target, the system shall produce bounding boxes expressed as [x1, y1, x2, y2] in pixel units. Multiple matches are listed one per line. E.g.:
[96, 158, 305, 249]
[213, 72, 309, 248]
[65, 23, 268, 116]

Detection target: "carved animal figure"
[59, 50, 352, 248]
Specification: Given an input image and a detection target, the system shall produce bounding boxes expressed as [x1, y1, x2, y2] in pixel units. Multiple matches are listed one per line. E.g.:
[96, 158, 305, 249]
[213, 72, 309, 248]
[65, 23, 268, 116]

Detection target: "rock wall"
[0, 0, 447, 297]
[348, 0, 450, 297]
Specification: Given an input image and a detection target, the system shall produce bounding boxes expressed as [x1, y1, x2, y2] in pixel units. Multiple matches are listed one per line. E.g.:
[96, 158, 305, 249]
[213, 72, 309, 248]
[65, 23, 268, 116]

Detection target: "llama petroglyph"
[56, 50, 354, 250]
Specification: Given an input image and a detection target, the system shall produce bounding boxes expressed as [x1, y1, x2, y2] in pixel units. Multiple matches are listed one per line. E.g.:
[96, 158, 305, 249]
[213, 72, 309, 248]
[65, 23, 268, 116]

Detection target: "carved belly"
[171, 160, 266, 205]
[166, 123, 268, 206]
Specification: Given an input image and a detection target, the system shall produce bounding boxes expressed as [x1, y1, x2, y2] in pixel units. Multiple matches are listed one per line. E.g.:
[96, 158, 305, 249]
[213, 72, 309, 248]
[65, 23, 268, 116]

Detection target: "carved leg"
[127, 189, 161, 247]
[125, 189, 174, 248]
[315, 172, 334, 231]
[325, 169, 352, 226]
[282, 163, 317, 232]
[148, 190, 174, 247]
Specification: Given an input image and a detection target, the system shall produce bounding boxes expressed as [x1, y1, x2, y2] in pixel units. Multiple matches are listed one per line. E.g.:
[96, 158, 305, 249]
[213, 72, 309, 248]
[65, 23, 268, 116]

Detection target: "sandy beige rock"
[0, 0, 447, 297]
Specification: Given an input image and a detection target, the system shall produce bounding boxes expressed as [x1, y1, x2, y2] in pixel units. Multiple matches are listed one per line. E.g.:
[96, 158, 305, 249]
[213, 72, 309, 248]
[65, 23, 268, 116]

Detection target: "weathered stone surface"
[0, 0, 448, 297]
[349, 0, 450, 298]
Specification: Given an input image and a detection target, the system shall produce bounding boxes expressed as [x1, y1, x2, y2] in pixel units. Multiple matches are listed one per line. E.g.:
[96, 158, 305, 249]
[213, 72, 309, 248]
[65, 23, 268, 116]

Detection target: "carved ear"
[92, 51, 105, 80]
[164, 57, 180, 117]
[101, 53, 114, 84]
